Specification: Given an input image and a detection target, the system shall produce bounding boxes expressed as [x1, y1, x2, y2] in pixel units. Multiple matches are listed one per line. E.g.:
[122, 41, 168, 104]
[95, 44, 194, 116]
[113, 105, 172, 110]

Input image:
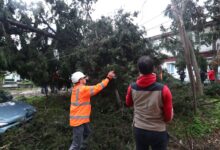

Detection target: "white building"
[150, 23, 220, 82]
[4, 72, 21, 83]
[2, 72, 21, 88]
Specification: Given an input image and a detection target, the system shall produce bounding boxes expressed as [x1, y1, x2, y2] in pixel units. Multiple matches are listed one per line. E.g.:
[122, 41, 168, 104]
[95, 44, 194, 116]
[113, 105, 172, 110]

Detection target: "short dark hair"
[137, 56, 154, 74]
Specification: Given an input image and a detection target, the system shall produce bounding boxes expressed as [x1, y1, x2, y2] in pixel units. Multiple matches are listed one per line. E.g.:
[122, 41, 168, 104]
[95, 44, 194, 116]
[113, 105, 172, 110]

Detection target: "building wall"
[161, 61, 190, 82]
[152, 23, 220, 82]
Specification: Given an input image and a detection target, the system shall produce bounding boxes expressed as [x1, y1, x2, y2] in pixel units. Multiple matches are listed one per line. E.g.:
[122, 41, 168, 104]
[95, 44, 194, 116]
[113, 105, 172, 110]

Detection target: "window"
[167, 63, 175, 74]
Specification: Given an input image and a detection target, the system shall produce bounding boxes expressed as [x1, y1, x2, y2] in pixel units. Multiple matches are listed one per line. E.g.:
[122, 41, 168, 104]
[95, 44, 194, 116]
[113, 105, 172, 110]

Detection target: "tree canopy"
[0, 0, 160, 90]
[1, 0, 219, 91]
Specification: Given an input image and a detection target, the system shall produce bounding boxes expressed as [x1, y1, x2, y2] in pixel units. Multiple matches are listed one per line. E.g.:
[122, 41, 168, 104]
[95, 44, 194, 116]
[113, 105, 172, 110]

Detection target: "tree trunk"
[186, 37, 204, 96]
[212, 34, 217, 51]
[171, 1, 198, 113]
[180, 25, 197, 114]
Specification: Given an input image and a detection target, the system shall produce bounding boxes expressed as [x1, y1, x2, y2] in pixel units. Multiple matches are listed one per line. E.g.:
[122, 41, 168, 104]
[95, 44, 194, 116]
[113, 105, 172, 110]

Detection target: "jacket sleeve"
[162, 85, 173, 123]
[88, 78, 110, 97]
[126, 85, 133, 107]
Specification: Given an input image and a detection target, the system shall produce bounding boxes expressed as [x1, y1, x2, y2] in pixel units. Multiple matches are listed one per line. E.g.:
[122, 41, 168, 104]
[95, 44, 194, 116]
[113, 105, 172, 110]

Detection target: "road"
[8, 88, 43, 97]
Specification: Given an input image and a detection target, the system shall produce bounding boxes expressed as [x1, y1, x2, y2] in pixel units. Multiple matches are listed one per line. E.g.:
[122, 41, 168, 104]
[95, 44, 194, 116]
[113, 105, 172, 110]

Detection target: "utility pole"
[171, 0, 204, 113]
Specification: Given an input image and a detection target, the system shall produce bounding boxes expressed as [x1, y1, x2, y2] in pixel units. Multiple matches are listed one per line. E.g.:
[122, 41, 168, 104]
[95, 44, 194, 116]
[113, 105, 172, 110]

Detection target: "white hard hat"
[71, 71, 86, 83]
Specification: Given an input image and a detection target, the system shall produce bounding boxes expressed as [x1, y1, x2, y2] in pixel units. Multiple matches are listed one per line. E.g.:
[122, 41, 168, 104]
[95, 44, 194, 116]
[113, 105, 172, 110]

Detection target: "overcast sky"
[22, 0, 207, 37]
[21, 0, 173, 37]
[91, 0, 172, 37]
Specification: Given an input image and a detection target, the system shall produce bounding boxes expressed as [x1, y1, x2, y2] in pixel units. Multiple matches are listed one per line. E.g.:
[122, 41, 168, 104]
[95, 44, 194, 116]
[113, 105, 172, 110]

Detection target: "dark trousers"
[69, 123, 91, 150]
[134, 127, 169, 150]
[210, 80, 215, 84]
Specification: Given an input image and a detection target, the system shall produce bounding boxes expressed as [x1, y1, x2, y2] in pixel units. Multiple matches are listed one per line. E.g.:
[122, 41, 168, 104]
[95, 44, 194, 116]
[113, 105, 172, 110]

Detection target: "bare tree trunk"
[171, 1, 197, 113]
[186, 38, 204, 96]
[212, 33, 217, 51]
[181, 25, 197, 114]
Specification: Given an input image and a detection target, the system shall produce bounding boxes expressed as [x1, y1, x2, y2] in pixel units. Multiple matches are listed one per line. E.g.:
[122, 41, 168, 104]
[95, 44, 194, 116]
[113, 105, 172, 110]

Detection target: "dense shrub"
[160, 72, 194, 116]
[204, 83, 220, 97]
[0, 89, 13, 102]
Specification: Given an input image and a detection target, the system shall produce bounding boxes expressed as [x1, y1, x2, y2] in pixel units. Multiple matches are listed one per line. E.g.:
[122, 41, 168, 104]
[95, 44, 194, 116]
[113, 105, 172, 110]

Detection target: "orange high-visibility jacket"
[70, 78, 110, 126]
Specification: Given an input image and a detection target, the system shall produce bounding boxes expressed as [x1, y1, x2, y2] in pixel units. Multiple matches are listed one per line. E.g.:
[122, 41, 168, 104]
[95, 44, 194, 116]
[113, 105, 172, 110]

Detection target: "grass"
[0, 94, 135, 150]
[0, 95, 71, 150]
[167, 95, 220, 149]
[1, 84, 220, 149]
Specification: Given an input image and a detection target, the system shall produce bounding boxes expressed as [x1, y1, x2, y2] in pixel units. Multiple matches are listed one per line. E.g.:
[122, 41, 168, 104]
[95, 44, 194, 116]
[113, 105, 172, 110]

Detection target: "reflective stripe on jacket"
[70, 78, 109, 126]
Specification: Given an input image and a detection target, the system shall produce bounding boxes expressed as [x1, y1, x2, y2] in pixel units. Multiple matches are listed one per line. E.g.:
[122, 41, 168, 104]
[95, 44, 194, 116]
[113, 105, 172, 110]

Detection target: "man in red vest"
[69, 70, 115, 150]
[126, 56, 173, 150]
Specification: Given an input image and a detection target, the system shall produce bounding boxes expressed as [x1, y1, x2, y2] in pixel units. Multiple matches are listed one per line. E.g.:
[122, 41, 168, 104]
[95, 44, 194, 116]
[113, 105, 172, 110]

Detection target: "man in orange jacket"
[69, 70, 115, 150]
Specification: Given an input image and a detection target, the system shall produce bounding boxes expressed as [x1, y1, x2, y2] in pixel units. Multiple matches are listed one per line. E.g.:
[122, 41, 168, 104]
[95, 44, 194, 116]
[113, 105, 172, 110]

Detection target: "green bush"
[168, 83, 194, 116]
[0, 89, 13, 102]
[204, 83, 220, 97]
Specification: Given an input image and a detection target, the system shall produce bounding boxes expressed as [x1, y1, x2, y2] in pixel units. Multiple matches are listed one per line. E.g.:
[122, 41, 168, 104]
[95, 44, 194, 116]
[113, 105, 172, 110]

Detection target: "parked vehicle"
[0, 91, 36, 134]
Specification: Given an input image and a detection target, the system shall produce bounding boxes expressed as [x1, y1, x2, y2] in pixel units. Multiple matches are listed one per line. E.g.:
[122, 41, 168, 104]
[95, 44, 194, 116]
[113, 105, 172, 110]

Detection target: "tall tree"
[164, 0, 204, 96]
[160, 0, 209, 112]
[0, 0, 159, 93]
[203, 0, 220, 70]
[0, 0, 95, 87]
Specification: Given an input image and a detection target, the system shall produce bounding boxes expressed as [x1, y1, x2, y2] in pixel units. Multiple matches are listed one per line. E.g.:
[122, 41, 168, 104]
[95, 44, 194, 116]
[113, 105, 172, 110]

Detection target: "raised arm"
[88, 71, 115, 96]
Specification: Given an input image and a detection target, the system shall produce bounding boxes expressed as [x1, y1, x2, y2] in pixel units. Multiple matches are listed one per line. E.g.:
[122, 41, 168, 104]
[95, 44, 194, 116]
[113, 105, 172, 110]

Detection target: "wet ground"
[4, 88, 220, 150]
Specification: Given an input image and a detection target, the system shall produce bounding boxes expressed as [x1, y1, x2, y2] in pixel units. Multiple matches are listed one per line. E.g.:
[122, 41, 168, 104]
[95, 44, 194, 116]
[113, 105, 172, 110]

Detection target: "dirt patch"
[204, 129, 220, 149]
[168, 130, 220, 150]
